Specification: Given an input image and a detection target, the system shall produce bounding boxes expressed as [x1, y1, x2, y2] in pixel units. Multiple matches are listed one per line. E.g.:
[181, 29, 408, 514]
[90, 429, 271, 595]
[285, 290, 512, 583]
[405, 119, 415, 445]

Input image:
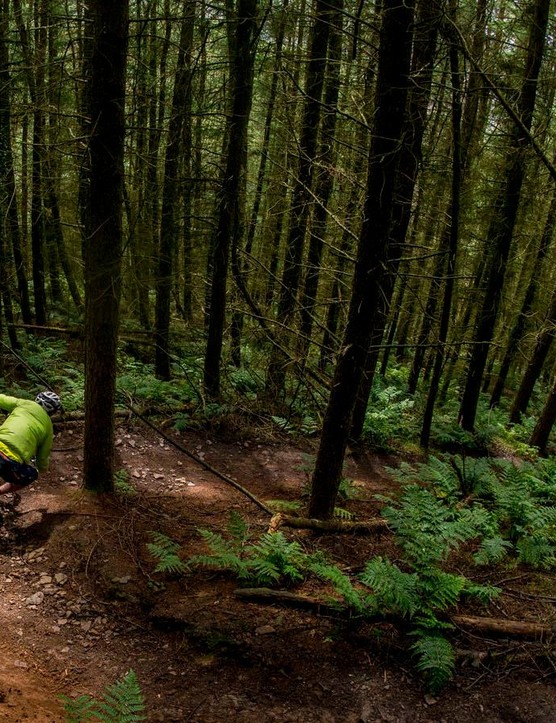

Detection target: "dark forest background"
[1, 0, 556, 512]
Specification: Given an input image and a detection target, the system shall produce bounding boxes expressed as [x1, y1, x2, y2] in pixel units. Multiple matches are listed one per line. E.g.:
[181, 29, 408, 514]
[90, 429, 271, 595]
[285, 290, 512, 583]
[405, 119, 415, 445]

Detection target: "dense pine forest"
[2, 0, 556, 713]
[0, 0, 555, 489]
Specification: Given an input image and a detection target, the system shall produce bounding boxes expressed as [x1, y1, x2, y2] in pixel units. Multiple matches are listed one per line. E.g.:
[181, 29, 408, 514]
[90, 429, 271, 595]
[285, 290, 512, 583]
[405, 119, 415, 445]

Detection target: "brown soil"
[0, 420, 555, 722]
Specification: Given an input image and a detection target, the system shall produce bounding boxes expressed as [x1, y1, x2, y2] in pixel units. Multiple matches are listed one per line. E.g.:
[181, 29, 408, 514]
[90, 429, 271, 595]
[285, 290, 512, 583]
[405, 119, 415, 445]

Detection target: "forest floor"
[0, 417, 555, 722]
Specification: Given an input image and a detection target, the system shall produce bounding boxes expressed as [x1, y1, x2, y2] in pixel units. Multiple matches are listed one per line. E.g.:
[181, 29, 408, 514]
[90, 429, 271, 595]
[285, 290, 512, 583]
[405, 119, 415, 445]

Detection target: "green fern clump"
[114, 469, 136, 497]
[516, 534, 556, 569]
[25, 338, 68, 373]
[359, 558, 497, 623]
[484, 462, 556, 567]
[51, 377, 84, 413]
[271, 415, 319, 437]
[534, 457, 556, 488]
[117, 355, 196, 407]
[378, 485, 482, 567]
[356, 559, 497, 694]
[388, 455, 496, 501]
[228, 367, 262, 396]
[362, 385, 415, 449]
[473, 535, 513, 565]
[359, 557, 419, 618]
[61, 669, 146, 722]
[247, 532, 308, 585]
[189, 527, 250, 579]
[188, 512, 320, 587]
[429, 415, 479, 452]
[147, 532, 188, 575]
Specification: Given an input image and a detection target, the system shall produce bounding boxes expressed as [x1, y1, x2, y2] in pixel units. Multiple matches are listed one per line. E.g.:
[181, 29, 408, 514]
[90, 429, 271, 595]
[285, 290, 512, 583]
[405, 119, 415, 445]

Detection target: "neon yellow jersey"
[0, 394, 53, 472]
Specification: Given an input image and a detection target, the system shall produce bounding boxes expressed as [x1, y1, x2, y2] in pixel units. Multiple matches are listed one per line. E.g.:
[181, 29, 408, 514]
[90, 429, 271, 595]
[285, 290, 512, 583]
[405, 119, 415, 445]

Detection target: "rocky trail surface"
[0, 422, 554, 721]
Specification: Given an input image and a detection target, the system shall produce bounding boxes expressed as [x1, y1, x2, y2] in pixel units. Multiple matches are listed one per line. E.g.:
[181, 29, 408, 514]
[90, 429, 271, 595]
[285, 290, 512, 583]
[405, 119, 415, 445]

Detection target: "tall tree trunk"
[44, 171, 83, 309]
[180, 10, 196, 324]
[421, 0, 462, 447]
[82, 0, 129, 493]
[490, 181, 556, 407]
[155, 6, 196, 379]
[529, 374, 556, 454]
[13, 0, 48, 323]
[349, 0, 443, 440]
[458, 0, 550, 431]
[229, 0, 290, 364]
[298, 0, 343, 348]
[264, 0, 333, 401]
[31, 0, 48, 323]
[509, 288, 556, 423]
[0, 0, 31, 330]
[309, 0, 414, 520]
[203, 0, 258, 398]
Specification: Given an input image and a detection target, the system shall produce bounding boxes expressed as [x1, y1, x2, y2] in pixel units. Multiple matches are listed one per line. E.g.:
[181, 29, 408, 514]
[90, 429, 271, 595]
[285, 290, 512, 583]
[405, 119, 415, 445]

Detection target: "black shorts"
[0, 453, 38, 487]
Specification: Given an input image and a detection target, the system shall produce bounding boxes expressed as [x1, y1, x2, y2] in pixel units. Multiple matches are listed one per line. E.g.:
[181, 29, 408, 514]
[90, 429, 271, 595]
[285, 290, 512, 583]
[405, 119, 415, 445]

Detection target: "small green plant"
[410, 630, 456, 695]
[117, 355, 196, 407]
[188, 511, 322, 586]
[389, 456, 493, 501]
[361, 384, 415, 449]
[228, 366, 262, 396]
[147, 532, 187, 575]
[271, 414, 319, 437]
[114, 469, 136, 497]
[60, 669, 146, 722]
[312, 553, 497, 694]
[337, 476, 359, 502]
[378, 485, 486, 567]
[388, 454, 556, 571]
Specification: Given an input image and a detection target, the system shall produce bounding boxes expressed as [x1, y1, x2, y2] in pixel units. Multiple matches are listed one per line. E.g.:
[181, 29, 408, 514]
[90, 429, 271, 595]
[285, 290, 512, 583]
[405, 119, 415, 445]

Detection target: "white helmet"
[35, 391, 62, 415]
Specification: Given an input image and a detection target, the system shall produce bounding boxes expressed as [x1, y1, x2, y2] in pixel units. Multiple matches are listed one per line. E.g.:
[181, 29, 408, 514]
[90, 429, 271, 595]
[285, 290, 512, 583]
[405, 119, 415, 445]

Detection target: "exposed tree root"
[269, 513, 389, 534]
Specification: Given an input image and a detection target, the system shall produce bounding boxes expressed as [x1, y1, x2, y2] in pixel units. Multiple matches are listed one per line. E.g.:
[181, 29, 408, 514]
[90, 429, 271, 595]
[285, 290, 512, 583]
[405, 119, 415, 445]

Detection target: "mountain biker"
[0, 391, 61, 495]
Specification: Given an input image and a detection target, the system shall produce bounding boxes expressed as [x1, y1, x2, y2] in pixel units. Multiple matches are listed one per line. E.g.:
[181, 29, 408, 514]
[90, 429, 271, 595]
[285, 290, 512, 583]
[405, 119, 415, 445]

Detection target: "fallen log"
[271, 513, 389, 534]
[451, 614, 556, 639]
[234, 587, 556, 640]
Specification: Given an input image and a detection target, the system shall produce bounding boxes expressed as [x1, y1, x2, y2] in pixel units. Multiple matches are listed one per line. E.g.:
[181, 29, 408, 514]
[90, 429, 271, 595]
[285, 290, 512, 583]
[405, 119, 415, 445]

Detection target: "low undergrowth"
[145, 453, 556, 695]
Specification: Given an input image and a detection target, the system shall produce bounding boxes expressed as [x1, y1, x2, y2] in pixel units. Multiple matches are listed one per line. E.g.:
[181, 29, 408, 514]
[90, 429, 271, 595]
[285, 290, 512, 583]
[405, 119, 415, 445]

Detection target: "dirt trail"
[0, 423, 554, 722]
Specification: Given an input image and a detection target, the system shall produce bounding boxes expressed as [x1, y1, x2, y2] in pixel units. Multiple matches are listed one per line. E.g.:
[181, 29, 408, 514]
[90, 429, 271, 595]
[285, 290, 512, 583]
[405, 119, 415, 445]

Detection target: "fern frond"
[61, 670, 146, 722]
[359, 557, 419, 618]
[381, 486, 478, 567]
[248, 532, 307, 585]
[265, 499, 302, 514]
[188, 528, 248, 576]
[147, 532, 187, 574]
[310, 562, 369, 614]
[411, 632, 455, 695]
[333, 506, 354, 520]
[248, 557, 283, 585]
[473, 536, 512, 565]
[60, 694, 98, 723]
[97, 670, 146, 722]
[418, 570, 467, 613]
[517, 535, 556, 569]
[463, 581, 501, 605]
[227, 510, 250, 543]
